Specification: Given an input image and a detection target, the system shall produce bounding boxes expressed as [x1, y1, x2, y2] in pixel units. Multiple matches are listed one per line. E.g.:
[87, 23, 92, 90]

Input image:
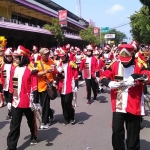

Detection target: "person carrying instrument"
[6, 45, 39, 150]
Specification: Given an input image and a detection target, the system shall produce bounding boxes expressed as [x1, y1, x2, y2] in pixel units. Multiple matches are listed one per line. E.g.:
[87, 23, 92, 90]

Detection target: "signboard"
[101, 27, 110, 33]
[58, 10, 67, 27]
[94, 27, 99, 36]
[104, 34, 115, 39]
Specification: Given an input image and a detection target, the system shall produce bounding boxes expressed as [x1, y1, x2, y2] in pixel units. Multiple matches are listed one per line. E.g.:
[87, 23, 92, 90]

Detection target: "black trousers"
[61, 92, 75, 122]
[7, 106, 36, 149]
[4, 91, 12, 116]
[112, 112, 141, 150]
[39, 90, 53, 124]
[85, 78, 97, 100]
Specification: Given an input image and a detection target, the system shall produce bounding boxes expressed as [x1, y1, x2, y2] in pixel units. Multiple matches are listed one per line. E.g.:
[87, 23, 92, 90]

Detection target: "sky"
[52, 0, 143, 42]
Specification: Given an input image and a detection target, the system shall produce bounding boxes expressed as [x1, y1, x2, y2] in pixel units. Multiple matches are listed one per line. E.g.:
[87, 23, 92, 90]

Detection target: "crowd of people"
[0, 35, 150, 150]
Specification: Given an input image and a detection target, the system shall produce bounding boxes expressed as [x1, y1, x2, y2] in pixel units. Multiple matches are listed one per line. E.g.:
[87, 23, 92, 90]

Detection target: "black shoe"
[30, 137, 37, 145]
[93, 96, 97, 100]
[63, 120, 70, 126]
[6, 148, 17, 150]
[6, 115, 12, 120]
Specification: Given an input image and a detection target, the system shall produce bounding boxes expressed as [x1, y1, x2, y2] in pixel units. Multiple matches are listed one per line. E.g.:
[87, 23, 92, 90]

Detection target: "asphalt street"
[0, 82, 150, 150]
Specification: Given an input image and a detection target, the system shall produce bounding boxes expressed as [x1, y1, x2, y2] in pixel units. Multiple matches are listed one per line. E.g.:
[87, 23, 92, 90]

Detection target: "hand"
[124, 76, 135, 86]
[108, 81, 121, 89]
[46, 68, 53, 73]
[57, 66, 63, 73]
[33, 103, 41, 110]
[73, 86, 77, 92]
[7, 103, 12, 110]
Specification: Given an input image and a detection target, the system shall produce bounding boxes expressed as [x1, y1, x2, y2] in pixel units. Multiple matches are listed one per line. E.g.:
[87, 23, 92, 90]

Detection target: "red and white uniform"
[80, 56, 98, 79]
[57, 61, 78, 94]
[9, 65, 38, 108]
[101, 60, 150, 116]
[31, 53, 41, 62]
[1, 63, 15, 91]
[97, 58, 105, 75]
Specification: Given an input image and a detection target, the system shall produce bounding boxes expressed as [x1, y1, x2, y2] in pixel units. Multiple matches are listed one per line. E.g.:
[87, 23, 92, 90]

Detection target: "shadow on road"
[140, 139, 150, 150]
[17, 127, 62, 149]
[96, 95, 108, 103]
[141, 118, 150, 128]
[0, 121, 9, 130]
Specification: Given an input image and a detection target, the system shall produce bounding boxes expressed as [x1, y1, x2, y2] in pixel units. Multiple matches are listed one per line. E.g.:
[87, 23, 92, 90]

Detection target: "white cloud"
[106, 4, 124, 14]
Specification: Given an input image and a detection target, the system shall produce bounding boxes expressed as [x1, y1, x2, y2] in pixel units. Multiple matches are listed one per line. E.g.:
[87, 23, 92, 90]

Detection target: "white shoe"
[40, 123, 49, 129]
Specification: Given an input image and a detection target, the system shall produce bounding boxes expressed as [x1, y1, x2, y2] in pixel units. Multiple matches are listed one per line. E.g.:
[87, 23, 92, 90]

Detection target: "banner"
[104, 34, 115, 39]
[58, 10, 67, 27]
[94, 27, 99, 36]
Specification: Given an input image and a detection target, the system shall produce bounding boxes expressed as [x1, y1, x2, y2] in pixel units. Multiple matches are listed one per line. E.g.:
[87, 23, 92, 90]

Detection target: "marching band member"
[31, 45, 41, 62]
[1, 48, 14, 120]
[100, 44, 150, 150]
[0, 36, 7, 108]
[6, 45, 39, 150]
[80, 44, 98, 105]
[56, 47, 78, 125]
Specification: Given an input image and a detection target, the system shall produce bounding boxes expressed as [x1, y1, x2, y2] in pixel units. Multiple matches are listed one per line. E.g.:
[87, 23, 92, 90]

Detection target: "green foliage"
[130, 6, 150, 44]
[44, 18, 65, 45]
[107, 29, 127, 45]
[140, 0, 150, 14]
[79, 26, 101, 45]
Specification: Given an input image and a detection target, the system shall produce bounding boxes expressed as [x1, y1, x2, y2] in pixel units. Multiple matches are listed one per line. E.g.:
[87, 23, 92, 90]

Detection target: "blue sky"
[53, 0, 142, 42]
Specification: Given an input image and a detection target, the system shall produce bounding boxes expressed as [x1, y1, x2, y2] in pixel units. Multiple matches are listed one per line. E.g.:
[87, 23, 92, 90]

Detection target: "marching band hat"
[5, 48, 13, 55]
[32, 45, 38, 50]
[13, 45, 30, 57]
[58, 47, 67, 57]
[86, 44, 93, 50]
[119, 44, 135, 63]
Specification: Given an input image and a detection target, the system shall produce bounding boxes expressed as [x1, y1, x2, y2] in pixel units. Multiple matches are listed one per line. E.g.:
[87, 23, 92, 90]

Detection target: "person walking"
[6, 45, 39, 150]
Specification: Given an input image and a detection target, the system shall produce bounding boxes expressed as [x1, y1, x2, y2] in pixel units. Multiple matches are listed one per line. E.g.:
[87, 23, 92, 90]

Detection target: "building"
[0, 0, 89, 50]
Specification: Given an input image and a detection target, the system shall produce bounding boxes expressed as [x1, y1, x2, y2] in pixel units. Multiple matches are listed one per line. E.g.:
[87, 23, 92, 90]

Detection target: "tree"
[140, 0, 150, 14]
[44, 18, 65, 46]
[130, 6, 150, 44]
[106, 29, 127, 45]
[79, 26, 102, 46]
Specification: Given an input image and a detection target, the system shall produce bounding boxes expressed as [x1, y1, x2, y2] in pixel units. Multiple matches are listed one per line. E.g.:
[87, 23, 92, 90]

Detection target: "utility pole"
[76, 0, 82, 18]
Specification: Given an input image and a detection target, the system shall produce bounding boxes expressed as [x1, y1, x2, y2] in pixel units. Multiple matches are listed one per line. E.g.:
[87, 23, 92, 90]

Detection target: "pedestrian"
[56, 47, 78, 125]
[80, 44, 98, 105]
[36, 48, 55, 129]
[6, 45, 39, 150]
[100, 44, 150, 150]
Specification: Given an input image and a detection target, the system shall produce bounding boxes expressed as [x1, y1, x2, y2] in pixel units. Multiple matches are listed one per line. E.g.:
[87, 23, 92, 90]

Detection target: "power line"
[111, 22, 131, 29]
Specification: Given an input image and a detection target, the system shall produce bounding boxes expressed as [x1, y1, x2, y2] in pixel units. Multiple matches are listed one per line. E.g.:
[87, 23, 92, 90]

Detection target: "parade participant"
[53, 48, 61, 67]
[36, 48, 55, 129]
[93, 50, 105, 93]
[0, 36, 7, 108]
[75, 47, 83, 81]
[80, 44, 98, 104]
[100, 44, 150, 150]
[1, 48, 14, 120]
[31, 45, 41, 62]
[56, 47, 78, 125]
[6, 45, 39, 150]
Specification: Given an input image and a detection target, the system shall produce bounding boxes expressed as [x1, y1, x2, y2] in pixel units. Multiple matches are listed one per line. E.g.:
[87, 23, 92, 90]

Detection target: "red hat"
[131, 41, 138, 50]
[86, 44, 93, 50]
[14, 45, 30, 57]
[118, 44, 135, 63]
[58, 47, 67, 57]
[32, 45, 38, 50]
[65, 44, 70, 49]
[77, 48, 81, 52]
[5, 48, 13, 55]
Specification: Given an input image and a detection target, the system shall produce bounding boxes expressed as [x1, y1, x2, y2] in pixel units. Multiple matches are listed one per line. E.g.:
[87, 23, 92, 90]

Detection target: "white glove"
[124, 76, 135, 87]
[73, 86, 77, 92]
[33, 103, 41, 110]
[7, 103, 12, 110]
[57, 66, 63, 73]
[108, 81, 121, 89]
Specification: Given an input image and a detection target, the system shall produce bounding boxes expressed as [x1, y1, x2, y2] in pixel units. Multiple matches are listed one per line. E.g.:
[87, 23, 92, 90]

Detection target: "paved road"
[0, 82, 150, 150]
